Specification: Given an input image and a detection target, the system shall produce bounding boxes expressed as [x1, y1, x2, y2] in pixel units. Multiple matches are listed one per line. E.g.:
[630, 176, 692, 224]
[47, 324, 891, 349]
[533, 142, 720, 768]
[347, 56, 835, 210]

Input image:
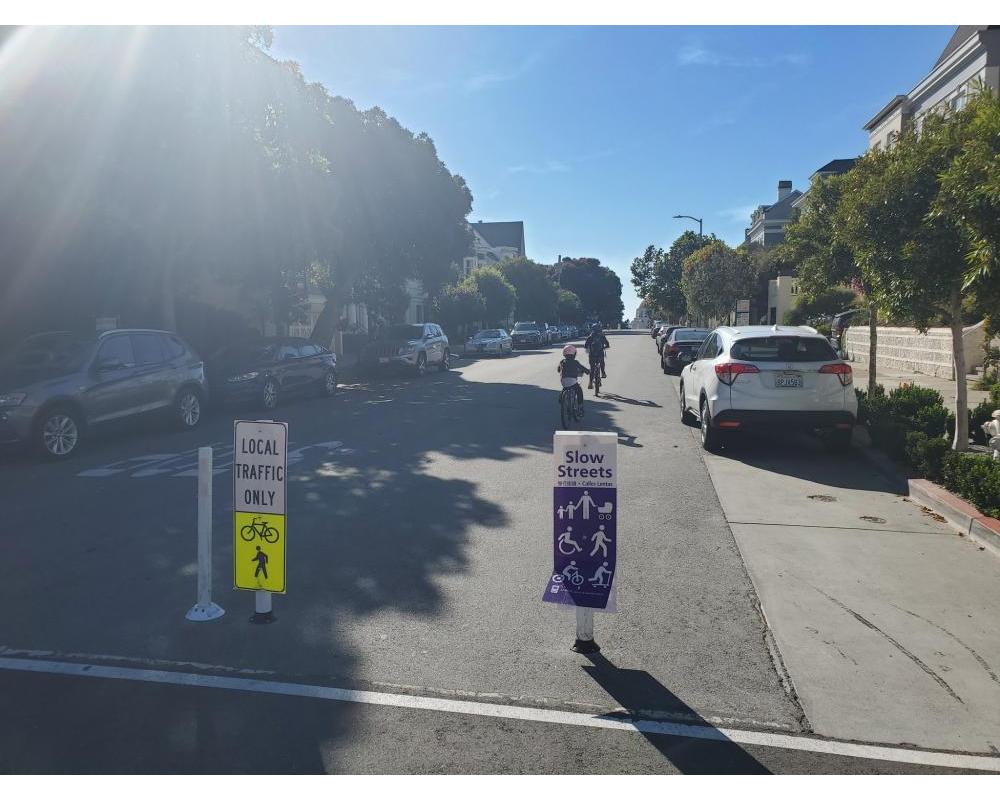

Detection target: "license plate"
[775, 373, 803, 388]
[379, 357, 390, 364]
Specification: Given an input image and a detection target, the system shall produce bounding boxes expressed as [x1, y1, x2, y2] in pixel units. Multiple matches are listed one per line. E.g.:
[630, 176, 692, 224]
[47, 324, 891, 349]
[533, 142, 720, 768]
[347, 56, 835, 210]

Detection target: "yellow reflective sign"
[234, 512, 286, 593]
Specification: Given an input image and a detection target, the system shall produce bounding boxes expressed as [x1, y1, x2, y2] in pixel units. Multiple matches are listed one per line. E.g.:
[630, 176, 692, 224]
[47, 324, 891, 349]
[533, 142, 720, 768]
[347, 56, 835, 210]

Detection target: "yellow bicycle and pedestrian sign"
[233, 420, 288, 593]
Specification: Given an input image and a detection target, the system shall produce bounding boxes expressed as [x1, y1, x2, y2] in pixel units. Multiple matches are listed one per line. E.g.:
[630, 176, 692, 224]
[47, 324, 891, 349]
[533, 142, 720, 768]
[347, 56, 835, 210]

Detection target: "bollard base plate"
[185, 602, 225, 622]
[249, 611, 276, 625]
[572, 638, 600, 654]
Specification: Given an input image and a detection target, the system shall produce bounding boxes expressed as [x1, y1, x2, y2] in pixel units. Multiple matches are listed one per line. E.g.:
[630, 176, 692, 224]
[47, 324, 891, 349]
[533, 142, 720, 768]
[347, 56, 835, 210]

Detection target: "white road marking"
[0, 655, 997, 772]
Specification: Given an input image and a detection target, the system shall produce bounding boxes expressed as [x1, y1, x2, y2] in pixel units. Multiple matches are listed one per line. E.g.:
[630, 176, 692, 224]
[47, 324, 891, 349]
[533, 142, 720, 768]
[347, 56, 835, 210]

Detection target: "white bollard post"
[573, 606, 600, 653]
[185, 447, 225, 622]
[251, 589, 275, 624]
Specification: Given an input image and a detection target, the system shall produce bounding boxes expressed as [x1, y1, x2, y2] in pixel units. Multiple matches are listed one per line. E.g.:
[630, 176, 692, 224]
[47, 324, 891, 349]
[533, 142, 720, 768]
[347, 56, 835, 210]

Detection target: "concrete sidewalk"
[852, 364, 989, 408]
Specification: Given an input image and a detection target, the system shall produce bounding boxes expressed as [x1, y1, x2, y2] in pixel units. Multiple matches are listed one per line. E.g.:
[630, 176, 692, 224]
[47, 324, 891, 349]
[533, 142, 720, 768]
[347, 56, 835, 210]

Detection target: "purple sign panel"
[543, 485, 616, 609]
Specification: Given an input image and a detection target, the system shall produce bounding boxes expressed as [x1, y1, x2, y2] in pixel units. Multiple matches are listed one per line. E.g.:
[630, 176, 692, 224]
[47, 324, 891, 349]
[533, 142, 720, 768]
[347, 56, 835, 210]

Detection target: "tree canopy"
[630, 231, 714, 322]
[498, 257, 559, 322]
[0, 27, 473, 348]
[464, 266, 517, 327]
[680, 241, 755, 325]
[552, 257, 624, 325]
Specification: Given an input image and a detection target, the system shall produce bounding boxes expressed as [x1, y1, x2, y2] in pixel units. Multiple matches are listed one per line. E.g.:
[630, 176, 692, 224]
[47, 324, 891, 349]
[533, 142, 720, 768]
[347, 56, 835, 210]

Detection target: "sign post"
[233, 419, 288, 623]
[185, 446, 225, 622]
[543, 431, 618, 653]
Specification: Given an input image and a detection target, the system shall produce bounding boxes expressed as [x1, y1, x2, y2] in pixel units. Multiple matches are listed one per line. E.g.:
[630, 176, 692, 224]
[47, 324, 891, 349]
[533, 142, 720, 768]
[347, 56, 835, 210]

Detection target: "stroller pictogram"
[597, 501, 614, 520]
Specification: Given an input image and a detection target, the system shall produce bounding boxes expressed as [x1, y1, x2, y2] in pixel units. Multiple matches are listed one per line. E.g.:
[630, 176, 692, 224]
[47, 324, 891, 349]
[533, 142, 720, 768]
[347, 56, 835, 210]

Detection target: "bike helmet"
[562, 345, 577, 358]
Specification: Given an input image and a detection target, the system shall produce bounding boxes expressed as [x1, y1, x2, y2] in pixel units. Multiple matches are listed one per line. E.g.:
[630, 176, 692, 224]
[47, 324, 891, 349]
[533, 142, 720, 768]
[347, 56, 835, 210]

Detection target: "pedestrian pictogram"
[233, 420, 287, 593]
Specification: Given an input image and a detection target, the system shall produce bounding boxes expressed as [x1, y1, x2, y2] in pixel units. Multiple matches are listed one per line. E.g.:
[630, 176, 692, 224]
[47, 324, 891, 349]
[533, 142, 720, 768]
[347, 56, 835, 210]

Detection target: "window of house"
[886, 131, 898, 148]
[949, 91, 967, 112]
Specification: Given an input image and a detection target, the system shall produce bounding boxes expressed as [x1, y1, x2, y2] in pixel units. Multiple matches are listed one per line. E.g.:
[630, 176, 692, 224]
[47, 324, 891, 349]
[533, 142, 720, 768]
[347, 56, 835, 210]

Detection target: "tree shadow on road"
[581, 653, 770, 775]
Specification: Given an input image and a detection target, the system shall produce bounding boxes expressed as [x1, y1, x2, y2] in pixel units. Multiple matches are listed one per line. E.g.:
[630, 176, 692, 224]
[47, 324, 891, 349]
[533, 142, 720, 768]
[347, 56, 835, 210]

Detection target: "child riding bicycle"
[557, 345, 590, 411]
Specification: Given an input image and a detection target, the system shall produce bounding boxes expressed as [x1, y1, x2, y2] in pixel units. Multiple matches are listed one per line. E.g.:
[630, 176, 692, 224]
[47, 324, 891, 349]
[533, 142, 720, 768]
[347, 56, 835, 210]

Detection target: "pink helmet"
[562, 345, 577, 357]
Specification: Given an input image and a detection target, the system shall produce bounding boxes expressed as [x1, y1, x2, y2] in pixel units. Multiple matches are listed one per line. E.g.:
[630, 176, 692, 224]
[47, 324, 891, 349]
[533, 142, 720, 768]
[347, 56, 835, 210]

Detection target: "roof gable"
[471, 221, 524, 252]
[933, 25, 991, 68]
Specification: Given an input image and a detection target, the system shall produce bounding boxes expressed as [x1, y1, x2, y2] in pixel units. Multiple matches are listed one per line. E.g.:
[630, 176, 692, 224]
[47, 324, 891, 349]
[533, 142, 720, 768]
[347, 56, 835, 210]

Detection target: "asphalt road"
[0, 332, 994, 773]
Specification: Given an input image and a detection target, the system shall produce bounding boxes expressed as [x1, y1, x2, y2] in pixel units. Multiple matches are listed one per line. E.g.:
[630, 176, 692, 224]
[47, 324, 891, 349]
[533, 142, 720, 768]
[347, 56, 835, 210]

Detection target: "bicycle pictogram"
[240, 515, 281, 544]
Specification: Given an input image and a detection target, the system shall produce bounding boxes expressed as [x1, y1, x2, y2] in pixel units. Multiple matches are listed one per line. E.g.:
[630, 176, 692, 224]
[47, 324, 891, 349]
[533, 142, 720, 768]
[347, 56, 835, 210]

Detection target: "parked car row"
[0, 328, 339, 460]
[653, 323, 858, 454]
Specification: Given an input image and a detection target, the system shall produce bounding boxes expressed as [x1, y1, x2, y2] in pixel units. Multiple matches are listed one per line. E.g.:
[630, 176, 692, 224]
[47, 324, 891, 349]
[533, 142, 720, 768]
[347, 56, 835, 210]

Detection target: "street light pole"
[672, 214, 703, 237]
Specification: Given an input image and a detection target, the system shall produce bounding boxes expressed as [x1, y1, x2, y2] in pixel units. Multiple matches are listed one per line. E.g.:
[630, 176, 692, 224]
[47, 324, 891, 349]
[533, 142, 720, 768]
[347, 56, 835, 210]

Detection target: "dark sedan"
[660, 328, 711, 374]
[207, 337, 338, 410]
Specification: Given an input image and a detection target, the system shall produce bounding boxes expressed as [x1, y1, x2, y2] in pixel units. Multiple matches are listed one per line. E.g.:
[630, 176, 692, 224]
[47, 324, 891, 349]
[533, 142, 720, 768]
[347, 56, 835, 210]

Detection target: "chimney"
[777, 180, 793, 202]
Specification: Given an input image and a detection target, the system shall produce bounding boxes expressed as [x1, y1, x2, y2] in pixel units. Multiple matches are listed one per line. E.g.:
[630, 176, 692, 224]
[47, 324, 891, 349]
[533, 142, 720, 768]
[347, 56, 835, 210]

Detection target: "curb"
[908, 479, 1000, 557]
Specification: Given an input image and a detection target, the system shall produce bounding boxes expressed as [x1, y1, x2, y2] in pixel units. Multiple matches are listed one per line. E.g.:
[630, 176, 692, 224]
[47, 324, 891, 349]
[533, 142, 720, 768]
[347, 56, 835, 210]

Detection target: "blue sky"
[271, 25, 954, 318]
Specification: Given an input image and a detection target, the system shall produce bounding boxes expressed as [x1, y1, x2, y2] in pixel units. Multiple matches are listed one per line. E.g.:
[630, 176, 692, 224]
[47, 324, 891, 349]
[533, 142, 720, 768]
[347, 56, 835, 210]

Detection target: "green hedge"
[858, 383, 1000, 520]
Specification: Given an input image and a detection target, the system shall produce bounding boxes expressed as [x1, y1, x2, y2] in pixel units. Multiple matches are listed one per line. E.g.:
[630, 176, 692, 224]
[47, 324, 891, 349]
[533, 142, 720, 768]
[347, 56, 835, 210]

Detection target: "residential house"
[744, 181, 803, 248]
[791, 158, 857, 211]
[864, 26, 1000, 152]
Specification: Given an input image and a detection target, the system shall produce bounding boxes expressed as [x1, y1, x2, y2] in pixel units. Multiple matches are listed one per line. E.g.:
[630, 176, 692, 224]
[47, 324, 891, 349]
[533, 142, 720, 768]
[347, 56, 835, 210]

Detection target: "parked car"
[656, 325, 683, 354]
[0, 329, 207, 459]
[660, 328, 710, 373]
[207, 337, 337, 410]
[465, 328, 512, 356]
[651, 321, 666, 338]
[544, 323, 559, 344]
[678, 325, 857, 453]
[511, 321, 545, 349]
[361, 323, 450, 376]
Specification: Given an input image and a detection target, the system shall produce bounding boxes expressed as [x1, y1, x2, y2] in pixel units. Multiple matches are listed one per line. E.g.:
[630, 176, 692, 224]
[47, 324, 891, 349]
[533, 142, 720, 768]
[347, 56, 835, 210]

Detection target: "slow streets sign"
[544, 431, 617, 610]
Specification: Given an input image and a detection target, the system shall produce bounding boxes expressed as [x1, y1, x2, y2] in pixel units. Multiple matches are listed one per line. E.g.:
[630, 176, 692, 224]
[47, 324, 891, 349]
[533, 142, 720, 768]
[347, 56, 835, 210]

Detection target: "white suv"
[678, 325, 857, 453]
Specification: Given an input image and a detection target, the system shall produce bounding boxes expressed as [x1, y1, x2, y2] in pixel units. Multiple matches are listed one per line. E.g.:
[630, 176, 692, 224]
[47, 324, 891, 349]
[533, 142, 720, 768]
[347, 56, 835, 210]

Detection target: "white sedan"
[464, 329, 513, 356]
[678, 325, 858, 453]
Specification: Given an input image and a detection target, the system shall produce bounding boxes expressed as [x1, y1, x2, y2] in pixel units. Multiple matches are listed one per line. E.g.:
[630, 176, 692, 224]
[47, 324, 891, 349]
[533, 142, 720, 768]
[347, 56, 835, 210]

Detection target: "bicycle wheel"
[240, 525, 256, 542]
[262, 525, 280, 544]
[560, 392, 572, 429]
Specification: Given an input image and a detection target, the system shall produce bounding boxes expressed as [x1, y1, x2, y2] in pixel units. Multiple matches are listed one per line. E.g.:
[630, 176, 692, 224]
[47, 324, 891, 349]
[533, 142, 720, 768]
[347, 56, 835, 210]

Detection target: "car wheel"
[700, 398, 722, 453]
[439, 349, 450, 372]
[415, 353, 427, 377]
[176, 387, 203, 430]
[36, 406, 82, 459]
[679, 383, 695, 425]
[824, 427, 853, 453]
[262, 378, 279, 410]
[322, 369, 338, 397]
[661, 353, 669, 374]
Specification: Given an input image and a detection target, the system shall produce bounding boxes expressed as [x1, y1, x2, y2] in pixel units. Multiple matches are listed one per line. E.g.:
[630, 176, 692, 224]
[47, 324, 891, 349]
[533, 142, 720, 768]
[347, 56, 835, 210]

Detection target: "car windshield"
[474, 330, 502, 339]
[387, 324, 425, 341]
[513, 323, 538, 331]
[5, 333, 93, 372]
[730, 336, 839, 362]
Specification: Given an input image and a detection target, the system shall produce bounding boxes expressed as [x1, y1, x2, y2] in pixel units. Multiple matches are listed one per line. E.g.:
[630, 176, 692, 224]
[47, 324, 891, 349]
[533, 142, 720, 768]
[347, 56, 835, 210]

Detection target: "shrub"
[887, 383, 944, 420]
[941, 453, 1000, 519]
[904, 431, 950, 482]
[870, 420, 908, 461]
[912, 404, 950, 438]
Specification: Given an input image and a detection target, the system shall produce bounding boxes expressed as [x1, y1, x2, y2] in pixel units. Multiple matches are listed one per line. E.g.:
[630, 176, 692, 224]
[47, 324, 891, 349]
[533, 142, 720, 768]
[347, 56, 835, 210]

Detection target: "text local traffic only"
[234, 426, 287, 514]
[556, 449, 615, 481]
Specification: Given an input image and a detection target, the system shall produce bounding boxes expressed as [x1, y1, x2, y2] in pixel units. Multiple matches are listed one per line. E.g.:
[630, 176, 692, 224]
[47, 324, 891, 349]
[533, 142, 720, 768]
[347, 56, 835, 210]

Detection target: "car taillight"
[819, 363, 853, 386]
[714, 362, 760, 386]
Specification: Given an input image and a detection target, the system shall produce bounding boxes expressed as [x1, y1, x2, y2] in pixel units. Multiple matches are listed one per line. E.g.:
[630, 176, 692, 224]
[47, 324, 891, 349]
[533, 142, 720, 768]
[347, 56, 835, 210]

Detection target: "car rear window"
[673, 330, 709, 343]
[513, 323, 539, 331]
[729, 336, 838, 362]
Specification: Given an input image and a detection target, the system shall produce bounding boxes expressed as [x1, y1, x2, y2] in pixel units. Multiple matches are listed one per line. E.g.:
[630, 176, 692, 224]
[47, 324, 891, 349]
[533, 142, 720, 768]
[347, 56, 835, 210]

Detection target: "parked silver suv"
[0, 329, 208, 458]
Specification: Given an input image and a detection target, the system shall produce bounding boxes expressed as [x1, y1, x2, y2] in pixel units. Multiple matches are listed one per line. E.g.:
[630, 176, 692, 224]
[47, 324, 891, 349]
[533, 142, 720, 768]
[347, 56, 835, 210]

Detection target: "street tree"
[498, 257, 559, 322]
[434, 283, 486, 340]
[680, 241, 755, 325]
[553, 257, 624, 325]
[464, 266, 517, 327]
[630, 232, 713, 322]
[783, 170, 882, 394]
[839, 103, 1000, 450]
[557, 289, 584, 324]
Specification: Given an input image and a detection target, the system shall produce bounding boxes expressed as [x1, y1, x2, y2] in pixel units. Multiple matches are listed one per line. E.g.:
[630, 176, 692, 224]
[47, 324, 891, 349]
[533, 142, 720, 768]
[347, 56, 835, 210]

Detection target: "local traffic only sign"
[544, 431, 618, 630]
[233, 420, 287, 597]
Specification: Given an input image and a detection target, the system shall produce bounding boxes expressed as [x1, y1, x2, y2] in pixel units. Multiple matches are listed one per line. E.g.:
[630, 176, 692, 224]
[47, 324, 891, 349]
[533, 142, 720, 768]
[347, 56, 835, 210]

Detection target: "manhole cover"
[860, 515, 886, 524]
[807, 494, 837, 502]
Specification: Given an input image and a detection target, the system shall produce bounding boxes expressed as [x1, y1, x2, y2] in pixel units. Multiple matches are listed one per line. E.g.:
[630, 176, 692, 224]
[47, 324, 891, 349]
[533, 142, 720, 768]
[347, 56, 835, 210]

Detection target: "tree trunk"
[950, 287, 969, 452]
[867, 301, 878, 397]
[310, 293, 339, 351]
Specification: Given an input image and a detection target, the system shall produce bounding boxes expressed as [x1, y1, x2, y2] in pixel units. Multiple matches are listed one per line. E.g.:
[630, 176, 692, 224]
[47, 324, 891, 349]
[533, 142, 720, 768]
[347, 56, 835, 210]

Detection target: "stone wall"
[845, 322, 987, 379]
